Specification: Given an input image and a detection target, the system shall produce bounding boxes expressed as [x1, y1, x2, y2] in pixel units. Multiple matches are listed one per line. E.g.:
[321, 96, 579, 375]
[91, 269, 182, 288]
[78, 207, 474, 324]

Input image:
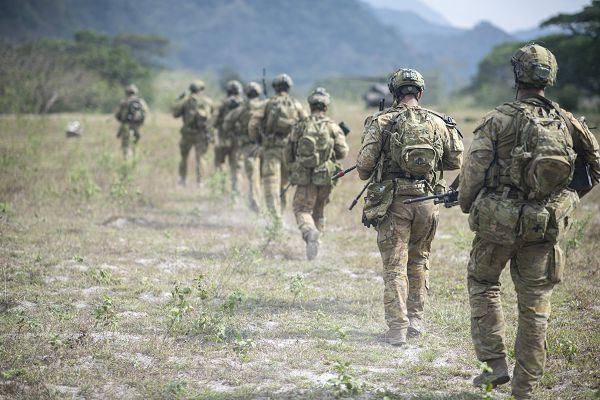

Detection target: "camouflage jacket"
[172, 93, 213, 134]
[222, 97, 266, 147]
[287, 112, 349, 166]
[356, 103, 463, 184]
[248, 92, 307, 149]
[114, 95, 148, 126]
[458, 96, 600, 213]
[213, 94, 245, 139]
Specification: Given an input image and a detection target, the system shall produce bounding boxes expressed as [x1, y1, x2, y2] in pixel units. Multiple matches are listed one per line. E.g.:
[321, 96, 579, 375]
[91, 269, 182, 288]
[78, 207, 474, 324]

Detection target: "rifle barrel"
[402, 194, 439, 204]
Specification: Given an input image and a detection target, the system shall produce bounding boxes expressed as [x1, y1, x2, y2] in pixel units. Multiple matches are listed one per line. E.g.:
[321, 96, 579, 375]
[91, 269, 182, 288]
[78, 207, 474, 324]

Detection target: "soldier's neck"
[399, 97, 419, 107]
[311, 111, 326, 117]
[517, 88, 545, 100]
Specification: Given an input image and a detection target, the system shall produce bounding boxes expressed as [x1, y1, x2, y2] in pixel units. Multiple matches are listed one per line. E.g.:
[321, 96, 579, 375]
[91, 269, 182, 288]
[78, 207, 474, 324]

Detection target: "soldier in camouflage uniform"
[458, 44, 600, 399]
[222, 82, 265, 212]
[114, 84, 148, 159]
[172, 81, 214, 186]
[357, 69, 463, 346]
[213, 80, 245, 193]
[248, 74, 307, 220]
[288, 88, 349, 260]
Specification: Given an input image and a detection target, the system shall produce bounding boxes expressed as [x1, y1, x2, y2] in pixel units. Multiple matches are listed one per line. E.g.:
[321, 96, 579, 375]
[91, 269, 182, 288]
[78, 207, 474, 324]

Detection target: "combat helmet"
[307, 87, 331, 107]
[125, 84, 138, 95]
[226, 80, 243, 95]
[388, 68, 425, 97]
[272, 73, 293, 92]
[511, 43, 557, 88]
[189, 80, 205, 93]
[245, 81, 262, 98]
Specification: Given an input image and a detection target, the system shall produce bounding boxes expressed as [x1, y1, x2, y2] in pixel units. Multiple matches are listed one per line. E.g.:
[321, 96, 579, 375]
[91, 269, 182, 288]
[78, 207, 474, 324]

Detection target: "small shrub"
[327, 361, 365, 397]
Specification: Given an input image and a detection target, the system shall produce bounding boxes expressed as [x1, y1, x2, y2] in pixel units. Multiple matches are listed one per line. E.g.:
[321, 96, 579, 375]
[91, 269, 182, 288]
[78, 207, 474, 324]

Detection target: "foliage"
[327, 361, 366, 397]
[0, 30, 168, 113]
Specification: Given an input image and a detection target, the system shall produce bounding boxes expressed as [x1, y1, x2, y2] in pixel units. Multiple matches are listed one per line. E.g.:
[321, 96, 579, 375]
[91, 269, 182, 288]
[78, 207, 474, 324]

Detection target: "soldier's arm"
[222, 107, 241, 135]
[566, 112, 600, 195]
[331, 123, 349, 161]
[438, 120, 464, 171]
[248, 104, 265, 142]
[212, 101, 226, 129]
[114, 101, 125, 122]
[141, 98, 149, 113]
[356, 116, 383, 180]
[171, 98, 185, 118]
[458, 116, 496, 213]
[296, 100, 308, 121]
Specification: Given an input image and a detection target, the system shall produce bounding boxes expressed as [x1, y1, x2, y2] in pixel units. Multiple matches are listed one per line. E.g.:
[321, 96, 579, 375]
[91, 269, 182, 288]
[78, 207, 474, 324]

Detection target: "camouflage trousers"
[292, 183, 332, 238]
[376, 199, 438, 333]
[214, 143, 241, 193]
[240, 144, 262, 213]
[179, 131, 209, 184]
[261, 147, 289, 220]
[468, 235, 562, 399]
[118, 124, 141, 159]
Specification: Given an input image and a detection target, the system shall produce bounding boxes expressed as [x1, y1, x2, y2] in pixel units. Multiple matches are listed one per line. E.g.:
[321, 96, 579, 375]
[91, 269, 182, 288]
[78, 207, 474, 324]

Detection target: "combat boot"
[305, 229, 320, 261]
[379, 328, 406, 347]
[407, 318, 424, 338]
[473, 358, 510, 388]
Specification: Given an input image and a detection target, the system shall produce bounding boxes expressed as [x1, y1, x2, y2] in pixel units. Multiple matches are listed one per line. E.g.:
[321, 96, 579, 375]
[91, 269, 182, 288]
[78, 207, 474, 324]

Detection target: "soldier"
[213, 80, 245, 193]
[288, 88, 349, 260]
[458, 44, 600, 399]
[248, 73, 307, 221]
[222, 82, 265, 212]
[172, 80, 214, 187]
[114, 84, 148, 159]
[356, 68, 463, 346]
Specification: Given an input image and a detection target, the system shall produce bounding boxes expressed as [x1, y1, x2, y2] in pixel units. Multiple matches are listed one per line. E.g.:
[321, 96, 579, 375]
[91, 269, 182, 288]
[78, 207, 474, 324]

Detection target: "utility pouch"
[362, 180, 395, 228]
[394, 178, 428, 196]
[545, 189, 579, 244]
[468, 194, 521, 245]
[312, 161, 338, 187]
[548, 244, 565, 283]
[519, 203, 549, 242]
[288, 162, 311, 186]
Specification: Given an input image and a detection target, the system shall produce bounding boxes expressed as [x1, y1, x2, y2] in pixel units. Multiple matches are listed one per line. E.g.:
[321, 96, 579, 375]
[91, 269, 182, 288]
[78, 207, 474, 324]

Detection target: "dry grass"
[0, 102, 598, 399]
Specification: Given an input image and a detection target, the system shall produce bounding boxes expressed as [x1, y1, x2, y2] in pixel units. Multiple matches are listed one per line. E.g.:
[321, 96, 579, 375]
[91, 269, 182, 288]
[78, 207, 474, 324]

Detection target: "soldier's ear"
[417, 91, 423, 101]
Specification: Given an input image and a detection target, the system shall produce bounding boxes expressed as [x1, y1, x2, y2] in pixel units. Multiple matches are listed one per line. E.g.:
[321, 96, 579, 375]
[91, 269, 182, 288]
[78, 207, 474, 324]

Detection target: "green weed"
[289, 273, 305, 304]
[69, 165, 100, 199]
[327, 360, 366, 397]
[93, 295, 118, 327]
[206, 169, 229, 199]
[89, 268, 119, 285]
[232, 336, 256, 363]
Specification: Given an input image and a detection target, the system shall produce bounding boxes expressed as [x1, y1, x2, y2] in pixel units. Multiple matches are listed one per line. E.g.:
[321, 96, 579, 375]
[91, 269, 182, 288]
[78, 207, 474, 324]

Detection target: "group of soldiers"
[114, 43, 600, 399]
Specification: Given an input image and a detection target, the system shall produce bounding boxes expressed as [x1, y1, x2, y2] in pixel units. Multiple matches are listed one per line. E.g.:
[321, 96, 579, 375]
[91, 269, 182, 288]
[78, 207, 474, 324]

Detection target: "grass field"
[0, 102, 599, 399]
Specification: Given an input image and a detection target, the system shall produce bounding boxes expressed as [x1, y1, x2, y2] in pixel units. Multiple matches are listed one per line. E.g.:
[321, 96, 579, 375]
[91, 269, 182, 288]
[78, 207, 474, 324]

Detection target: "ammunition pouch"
[468, 194, 521, 245]
[362, 180, 395, 228]
[544, 189, 579, 244]
[312, 160, 341, 187]
[289, 162, 311, 186]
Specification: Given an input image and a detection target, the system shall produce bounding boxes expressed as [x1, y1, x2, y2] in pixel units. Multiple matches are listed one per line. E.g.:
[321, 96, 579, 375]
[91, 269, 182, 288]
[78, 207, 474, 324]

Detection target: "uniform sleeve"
[172, 98, 185, 118]
[458, 115, 496, 213]
[296, 100, 308, 121]
[141, 98, 149, 113]
[437, 119, 463, 171]
[356, 116, 383, 181]
[566, 112, 600, 195]
[222, 107, 242, 135]
[331, 123, 349, 161]
[114, 101, 126, 122]
[213, 101, 227, 129]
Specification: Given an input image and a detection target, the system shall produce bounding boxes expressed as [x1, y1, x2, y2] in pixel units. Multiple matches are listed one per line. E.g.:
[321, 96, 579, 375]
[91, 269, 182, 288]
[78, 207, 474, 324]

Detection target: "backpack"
[296, 118, 333, 169]
[264, 95, 300, 136]
[185, 96, 209, 130]
[127, 98, 145, 124]
[390, 107, 443, 178]
[506, 101, 576, 200]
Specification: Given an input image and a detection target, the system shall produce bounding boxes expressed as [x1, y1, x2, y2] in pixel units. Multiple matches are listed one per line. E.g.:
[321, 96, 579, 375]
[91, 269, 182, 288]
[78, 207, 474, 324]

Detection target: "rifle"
[403, 189, 459, 208]
[262, 68, 268, 98]
[332, 165, 356, 180]
[280, 182, 293, 198]
[339, 121, 351, 136]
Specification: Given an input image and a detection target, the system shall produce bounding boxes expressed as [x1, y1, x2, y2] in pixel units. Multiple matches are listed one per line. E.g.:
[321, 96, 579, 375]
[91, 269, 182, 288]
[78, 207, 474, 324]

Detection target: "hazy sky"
[365, 0, 590, 31]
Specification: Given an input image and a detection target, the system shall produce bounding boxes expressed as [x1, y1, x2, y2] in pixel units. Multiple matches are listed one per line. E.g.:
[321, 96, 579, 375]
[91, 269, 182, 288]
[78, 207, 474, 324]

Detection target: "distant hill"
[0, 0, 419, 83]
[372, 8, 463, 36]
[361, 0, 453, 26]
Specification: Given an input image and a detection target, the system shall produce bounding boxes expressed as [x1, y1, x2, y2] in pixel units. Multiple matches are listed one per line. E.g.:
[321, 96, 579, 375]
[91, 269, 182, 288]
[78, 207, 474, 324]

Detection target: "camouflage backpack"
[127, 98, 145, 124]
[504, 100, 576, 200]
[296, 117, 334, 169]
[390, 107, 443, 178]
[185, 96, 210, 130]
[264, 95, 300, 136]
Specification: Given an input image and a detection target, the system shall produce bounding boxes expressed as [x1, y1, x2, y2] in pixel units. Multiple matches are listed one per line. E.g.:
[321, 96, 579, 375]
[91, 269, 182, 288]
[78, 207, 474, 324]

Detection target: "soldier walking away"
[115, 84, 148, 160]
[356, 68, 463, 346]
[172, 81, 214, 187]
[213, 80, 245, 193]
[288, 88, 349, 260]
[248, 73, 307, 221]
[222, 82, 265, 212]
[458, 44, 600, 399]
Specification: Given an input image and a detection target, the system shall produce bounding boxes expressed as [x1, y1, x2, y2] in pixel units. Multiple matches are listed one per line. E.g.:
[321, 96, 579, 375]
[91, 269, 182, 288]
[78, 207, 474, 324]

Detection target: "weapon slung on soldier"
[332, 165, 356, 180]
[403, 189, 459, 208]
[339, 121, 351, 136]
[262, 68, 268, 98]
[280, 182, 293, 198]
[379, 98, 385, 112]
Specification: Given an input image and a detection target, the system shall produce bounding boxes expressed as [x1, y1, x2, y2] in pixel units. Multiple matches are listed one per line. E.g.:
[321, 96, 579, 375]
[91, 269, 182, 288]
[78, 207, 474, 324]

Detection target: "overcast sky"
[364, 0, 590, 32]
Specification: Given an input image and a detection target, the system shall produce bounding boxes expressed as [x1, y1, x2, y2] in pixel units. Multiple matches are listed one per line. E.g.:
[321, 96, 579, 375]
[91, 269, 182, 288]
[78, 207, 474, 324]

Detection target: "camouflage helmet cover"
[388, 68, 425, 96]
[245, 81, 262, 97]
[189, 80, 205, 93]
[272, 73, 293, 90]
[125, 84, 138, 95]
[226, 80, 243, 95]
[307, 87, 331, 106]
[511, 43, 557, 88]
